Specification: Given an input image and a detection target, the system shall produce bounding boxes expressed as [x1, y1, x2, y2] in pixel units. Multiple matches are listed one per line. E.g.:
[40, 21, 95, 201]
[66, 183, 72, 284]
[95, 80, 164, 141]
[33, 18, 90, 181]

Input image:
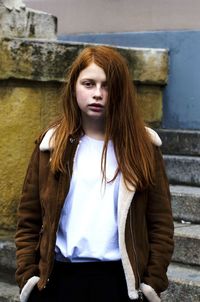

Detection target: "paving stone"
[170, 185, 200, 223]
[164, 155, 200, 186]
[173, 223, 200, 265]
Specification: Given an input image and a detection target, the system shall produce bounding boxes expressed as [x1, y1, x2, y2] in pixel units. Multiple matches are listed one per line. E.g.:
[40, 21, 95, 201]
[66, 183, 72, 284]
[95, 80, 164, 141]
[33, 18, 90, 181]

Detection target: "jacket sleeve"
[143, 146, 174, 295]
[15, 142, 42, 290]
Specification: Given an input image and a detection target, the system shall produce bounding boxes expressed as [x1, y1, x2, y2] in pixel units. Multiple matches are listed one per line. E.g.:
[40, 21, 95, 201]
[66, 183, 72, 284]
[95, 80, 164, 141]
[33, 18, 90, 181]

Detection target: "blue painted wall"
[59, 31, 200, 130]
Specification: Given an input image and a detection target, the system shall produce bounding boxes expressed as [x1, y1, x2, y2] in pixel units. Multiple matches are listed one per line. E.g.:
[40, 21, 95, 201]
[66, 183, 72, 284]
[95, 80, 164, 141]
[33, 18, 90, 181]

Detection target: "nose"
[93, 85, 103, 100]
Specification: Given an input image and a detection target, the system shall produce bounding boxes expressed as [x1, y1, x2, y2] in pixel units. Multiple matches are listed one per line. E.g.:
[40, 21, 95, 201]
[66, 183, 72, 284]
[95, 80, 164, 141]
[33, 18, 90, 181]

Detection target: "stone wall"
[0, 8, 168, 230]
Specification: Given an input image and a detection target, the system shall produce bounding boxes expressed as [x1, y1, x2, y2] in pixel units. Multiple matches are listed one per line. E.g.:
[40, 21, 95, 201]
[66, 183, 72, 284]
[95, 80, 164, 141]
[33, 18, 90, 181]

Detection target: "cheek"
[76, 90, 84, 102]
[75, 87, 88, 105]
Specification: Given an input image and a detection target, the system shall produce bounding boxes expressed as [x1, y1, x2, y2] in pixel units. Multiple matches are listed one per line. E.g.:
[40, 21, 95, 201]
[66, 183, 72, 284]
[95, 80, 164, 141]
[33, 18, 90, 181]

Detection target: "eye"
[82, 80, 94, 88]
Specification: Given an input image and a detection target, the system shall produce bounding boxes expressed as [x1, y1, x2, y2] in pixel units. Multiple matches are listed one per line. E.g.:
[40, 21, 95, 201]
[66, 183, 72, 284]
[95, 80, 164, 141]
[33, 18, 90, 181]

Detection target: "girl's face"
[75, 63, 108, 123]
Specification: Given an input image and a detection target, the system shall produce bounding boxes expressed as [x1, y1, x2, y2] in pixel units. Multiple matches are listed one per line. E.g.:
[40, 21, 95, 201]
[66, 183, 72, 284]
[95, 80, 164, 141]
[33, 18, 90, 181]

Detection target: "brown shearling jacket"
[15, 128, 174, 301]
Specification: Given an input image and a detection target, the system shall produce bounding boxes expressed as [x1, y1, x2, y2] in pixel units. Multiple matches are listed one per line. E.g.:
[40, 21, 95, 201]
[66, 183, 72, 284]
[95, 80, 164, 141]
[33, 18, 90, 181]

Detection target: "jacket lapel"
[117, 176, 139, 299]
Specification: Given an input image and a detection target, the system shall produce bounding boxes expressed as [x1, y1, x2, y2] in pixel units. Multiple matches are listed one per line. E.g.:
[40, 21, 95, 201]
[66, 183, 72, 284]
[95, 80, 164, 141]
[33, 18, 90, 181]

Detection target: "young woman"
[15, 46, 174, 302]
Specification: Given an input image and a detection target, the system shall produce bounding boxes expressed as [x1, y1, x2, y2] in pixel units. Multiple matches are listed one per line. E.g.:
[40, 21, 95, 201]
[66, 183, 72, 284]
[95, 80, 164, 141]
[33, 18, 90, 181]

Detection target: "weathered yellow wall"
[137, 85, 162, 124]
[0, 81, 61, 230]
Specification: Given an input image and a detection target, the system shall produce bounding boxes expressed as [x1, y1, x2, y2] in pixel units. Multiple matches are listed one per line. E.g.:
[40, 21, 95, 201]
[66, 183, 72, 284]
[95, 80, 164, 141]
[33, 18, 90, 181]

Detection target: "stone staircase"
[0, 129, 200, 301]
[158, 129, 200, 302]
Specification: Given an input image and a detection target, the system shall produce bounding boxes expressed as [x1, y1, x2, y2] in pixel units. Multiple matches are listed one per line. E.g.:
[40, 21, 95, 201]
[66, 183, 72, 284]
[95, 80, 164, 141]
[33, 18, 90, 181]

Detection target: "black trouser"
[28, 260, 148, 302]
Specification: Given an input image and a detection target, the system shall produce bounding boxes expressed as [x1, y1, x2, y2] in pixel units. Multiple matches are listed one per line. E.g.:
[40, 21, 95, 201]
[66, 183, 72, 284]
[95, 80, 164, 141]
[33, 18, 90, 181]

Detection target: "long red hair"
[50, 45, 155, 190]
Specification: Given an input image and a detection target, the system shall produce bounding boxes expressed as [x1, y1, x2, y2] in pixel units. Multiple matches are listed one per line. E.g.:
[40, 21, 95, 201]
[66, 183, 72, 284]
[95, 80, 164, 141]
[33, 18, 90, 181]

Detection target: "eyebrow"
[80, 78, 94, 81]
[80, 78, 107, 83]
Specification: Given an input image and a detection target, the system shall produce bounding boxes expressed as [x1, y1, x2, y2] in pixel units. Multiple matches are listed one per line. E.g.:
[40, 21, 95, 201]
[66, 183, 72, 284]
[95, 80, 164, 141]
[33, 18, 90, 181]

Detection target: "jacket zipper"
[35, 224, 44, 251]
[35, 205, 45, 252]
[129, 207, 143, 301]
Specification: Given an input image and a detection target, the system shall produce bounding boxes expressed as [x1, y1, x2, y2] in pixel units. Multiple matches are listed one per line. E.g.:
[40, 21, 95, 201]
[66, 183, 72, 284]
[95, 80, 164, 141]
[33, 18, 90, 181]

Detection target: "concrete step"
[161, 263, 200, 302]
[157, 128, 200, 156]
[170, 185, 200, 223]
[173, 223, 200, 266]
[0, 281, 19, 302]
[164, 155, 200, 186]
[0, 265, 199, 302]
[0, 240, 199, 301]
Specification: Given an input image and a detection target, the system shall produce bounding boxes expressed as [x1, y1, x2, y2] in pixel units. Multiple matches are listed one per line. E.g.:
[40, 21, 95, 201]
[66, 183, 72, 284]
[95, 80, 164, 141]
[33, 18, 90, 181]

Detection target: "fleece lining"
[117, 177, 138, 300]
[20, 276, 40, 302]
[141, 283, 161, 302]
[39, 127, 162, 151]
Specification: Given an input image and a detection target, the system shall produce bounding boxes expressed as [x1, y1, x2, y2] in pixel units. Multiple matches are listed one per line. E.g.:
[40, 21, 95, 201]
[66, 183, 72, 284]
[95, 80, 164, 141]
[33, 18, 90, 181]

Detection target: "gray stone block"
[173, 223, 200, 265]
[170, 185, 200, 223]
[0, 6, 57, 40]
[0, 38, 168, 84]
[157, 129, 200, 156]
[0, 281, 19, 302]
[0, 240, 16, 284]
[164, 155, 200, 186]
[0, 240, 16, 270]
[161, 263, 200, 302]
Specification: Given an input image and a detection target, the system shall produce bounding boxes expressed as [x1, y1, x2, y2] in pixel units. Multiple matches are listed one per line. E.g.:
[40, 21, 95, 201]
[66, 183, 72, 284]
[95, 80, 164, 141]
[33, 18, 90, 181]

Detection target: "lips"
[88, 103, 104, 112]
[89, 103, 103, 108]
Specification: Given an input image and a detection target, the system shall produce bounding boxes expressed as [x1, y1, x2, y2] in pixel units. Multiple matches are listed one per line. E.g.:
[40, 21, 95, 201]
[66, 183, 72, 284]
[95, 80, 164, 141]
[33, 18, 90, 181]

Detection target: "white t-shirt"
[55, 135, 121, 262]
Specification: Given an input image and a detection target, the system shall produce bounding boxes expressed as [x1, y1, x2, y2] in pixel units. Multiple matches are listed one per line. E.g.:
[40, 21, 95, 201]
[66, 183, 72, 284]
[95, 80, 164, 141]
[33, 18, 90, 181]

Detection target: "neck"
[82, 117, 105, 140]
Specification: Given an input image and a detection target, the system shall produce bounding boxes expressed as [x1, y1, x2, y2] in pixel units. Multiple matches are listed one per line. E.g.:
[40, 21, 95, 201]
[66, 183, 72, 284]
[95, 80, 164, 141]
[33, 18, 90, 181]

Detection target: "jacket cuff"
[20, 276, 40, 302]
[140, 283, 161, 302]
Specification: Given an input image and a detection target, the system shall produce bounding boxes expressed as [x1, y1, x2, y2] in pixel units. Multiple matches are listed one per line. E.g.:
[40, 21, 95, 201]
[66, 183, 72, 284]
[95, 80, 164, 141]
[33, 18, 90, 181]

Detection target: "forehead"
[77, 63, 106, 80]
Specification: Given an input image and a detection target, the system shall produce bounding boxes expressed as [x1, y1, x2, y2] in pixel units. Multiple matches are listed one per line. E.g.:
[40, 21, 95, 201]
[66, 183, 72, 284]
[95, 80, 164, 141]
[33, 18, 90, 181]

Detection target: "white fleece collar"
[146, 127, 162, 147]
[39, 127, 162, 151]
[39, 127, 56, 151]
